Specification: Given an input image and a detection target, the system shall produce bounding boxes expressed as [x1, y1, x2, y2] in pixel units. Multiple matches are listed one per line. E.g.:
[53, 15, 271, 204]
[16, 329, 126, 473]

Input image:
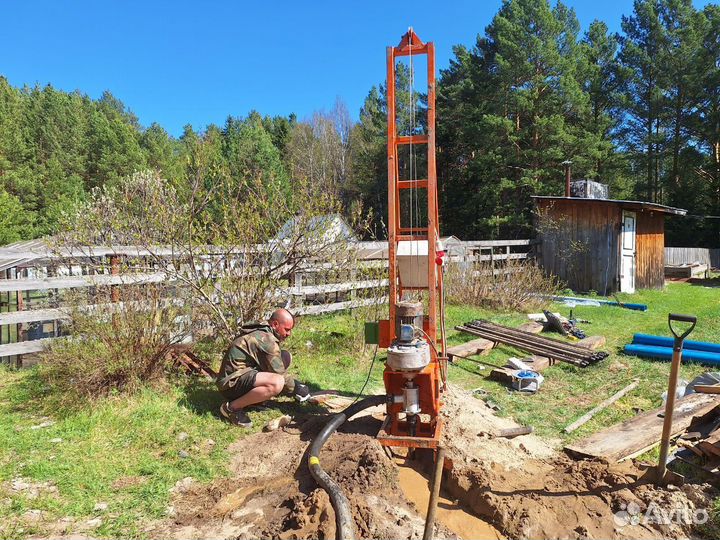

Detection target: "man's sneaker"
[219, 402, 252, 428]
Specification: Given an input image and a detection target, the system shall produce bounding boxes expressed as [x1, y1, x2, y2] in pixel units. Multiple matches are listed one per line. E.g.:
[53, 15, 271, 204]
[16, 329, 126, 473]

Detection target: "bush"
[37, 286, 188, 407]
[444, 259, 562, 311]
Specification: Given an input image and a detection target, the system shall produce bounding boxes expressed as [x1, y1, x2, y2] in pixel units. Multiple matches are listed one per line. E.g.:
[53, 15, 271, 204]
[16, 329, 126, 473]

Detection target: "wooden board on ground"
[577, 335, 607, 350]
[489, 367, 516, 385]
[694, 384, 720, 394]
[696, 430, 720, 458]
[564, 392, 720, 462]
[517, 321, 545, 334]
[447, 337, 494, 361]
[524, 355, 553, 371]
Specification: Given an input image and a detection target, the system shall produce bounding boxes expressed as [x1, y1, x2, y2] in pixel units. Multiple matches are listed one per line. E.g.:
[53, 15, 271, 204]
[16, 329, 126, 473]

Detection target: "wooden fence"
[0, 238, 536, 364]
[665, 247, 720, 268]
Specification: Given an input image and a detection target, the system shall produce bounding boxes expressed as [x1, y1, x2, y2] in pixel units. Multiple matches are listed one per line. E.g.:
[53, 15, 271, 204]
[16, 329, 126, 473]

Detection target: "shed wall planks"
[635, 212, 665, 289]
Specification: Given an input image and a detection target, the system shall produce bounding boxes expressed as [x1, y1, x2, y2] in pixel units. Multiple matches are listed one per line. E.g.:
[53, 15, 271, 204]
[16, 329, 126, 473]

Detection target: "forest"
[0, 0, 718, 247]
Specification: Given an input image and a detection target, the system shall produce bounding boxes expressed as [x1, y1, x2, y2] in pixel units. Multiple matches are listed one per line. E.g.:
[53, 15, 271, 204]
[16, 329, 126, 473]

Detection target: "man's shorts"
[220, 369, 258, 402]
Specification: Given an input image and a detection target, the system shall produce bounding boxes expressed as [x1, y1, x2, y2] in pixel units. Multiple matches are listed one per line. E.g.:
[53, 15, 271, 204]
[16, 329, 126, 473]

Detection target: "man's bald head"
[269, 309, 294, 341]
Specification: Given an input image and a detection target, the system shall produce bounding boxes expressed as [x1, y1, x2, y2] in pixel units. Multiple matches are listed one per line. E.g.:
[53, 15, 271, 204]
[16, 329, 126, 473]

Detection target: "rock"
[86, 517, 102, 528]
[23, 509, 43, 522]
[305, 340, 314, 349]
[170, 476, 195, 494]
[177, 432, 189, 441]
[165, 505, 176, 517]
[94, 502, 108, 511]
[30, 420, 55, 430]
[263, 415, 292, 432]
[205, 439, 215, 447]
[50, 438, 63, 443]
[12, 479, 30, 491]
[178, 449, 190, 459]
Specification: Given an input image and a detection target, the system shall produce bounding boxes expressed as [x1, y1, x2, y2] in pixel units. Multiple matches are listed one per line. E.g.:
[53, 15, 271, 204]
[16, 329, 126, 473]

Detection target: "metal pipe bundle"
[457, 320, 608, 367]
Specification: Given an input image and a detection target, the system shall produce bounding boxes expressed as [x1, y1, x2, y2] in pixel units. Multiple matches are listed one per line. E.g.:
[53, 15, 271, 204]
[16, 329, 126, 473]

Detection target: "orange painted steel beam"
[397, 135, 429, 145]
[398, 179, 428, 189]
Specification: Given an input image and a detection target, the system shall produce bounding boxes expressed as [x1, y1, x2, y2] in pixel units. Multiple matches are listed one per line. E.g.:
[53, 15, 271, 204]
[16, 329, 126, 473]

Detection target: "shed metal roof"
[532, 196, 687, 216]
[0, 239, 51, 273]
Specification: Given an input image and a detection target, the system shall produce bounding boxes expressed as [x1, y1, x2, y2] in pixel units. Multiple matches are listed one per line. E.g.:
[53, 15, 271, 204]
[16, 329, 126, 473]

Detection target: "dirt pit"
[153, 415, 453, 540]
[150, 386, 717, 539]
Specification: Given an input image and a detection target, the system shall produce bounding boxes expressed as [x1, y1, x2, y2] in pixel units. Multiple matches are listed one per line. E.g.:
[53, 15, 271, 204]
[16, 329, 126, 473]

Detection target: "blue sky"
[2, 1, 712, 136]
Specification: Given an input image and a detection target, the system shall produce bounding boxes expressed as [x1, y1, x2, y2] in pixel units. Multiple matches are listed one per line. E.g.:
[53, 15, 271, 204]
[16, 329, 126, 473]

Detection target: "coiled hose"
[307, 394, 387, 540]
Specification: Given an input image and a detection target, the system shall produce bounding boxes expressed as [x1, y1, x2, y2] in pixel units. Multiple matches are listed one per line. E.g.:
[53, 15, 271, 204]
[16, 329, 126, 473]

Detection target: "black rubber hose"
[308, 394, 387, 540]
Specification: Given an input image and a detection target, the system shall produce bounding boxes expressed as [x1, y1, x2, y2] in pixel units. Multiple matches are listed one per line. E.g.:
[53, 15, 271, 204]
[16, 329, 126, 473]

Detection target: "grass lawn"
[0, 280, 719, 538]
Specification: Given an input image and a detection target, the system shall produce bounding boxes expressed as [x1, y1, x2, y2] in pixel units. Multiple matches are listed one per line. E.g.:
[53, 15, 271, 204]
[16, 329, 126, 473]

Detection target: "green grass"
[439, 283, 720, 442]
[1, 281, 719, 537]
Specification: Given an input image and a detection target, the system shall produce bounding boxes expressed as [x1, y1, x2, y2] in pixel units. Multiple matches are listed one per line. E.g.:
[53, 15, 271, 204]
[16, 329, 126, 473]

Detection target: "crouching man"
[217, 308, 310, 428]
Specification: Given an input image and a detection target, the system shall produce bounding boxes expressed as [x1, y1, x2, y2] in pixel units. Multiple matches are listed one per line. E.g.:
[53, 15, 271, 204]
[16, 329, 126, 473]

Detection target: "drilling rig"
[375, 28, 447, 450]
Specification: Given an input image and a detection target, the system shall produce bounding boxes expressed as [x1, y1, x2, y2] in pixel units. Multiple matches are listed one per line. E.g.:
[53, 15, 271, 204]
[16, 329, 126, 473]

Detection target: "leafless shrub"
[444, 258, 562, 311]
[54, 169, 364, 342]
[36, 284, 188, 406]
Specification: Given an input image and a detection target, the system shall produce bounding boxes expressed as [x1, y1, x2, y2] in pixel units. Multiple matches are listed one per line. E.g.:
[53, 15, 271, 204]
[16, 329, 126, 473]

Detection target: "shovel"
[656, 313, 697, 485]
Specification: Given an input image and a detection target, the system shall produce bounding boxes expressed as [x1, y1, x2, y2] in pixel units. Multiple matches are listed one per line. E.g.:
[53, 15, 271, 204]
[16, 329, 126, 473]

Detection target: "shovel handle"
[668, 314, 697, 341]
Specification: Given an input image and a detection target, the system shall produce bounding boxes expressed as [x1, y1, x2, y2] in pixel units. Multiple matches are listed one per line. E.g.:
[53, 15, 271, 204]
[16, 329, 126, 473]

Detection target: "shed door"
[620, 211, 636, 293]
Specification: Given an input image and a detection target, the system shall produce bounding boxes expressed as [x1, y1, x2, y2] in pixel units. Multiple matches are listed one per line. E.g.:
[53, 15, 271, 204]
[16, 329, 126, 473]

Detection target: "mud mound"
[149, 386, 716, 540]
[157, 413, 455, 540]
[440, 385, 557, 468]
[439, 387, 717, 540]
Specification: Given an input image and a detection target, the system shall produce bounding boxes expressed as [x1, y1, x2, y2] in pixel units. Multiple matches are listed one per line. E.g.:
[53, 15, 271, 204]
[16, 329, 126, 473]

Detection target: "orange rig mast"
[376, 28, 447, 450]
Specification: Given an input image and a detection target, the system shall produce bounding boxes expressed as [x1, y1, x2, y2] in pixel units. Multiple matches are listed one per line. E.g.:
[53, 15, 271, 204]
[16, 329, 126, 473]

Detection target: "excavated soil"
[152, 412, 455, 540]
[147, 386, 717, 540]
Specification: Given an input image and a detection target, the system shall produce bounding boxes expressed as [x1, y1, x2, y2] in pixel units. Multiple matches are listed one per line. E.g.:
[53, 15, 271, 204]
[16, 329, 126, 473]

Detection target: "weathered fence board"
[0, 239, 534, 361]
[665, 247, 720, 268]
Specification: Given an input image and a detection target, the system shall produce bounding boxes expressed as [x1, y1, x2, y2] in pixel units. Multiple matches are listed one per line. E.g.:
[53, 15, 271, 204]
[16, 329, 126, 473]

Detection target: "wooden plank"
[517, 322, 544, 334]
[524, 355, 553, 371]
[0, 308, 69, 325]
[285, 279, 388, 296]
[489, 367, 516, 385]
[0, 338, 56, 357]
[564, 392, 720, 462]
[462, 239, 536, 247]
[446, 338, 494, 360]
[563, 379, 639, 433]
[577, 335, 607, 350]
[293, 296, 388, 316]
[0, 272, 168, 293]
[694, 384, 720, 394]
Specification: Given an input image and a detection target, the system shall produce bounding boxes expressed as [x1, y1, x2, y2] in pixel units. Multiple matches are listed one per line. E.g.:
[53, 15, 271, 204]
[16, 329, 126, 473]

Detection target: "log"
[495, 426, 533, 438]
[563, 380, 639, 433]
[564, 392, 720, 462]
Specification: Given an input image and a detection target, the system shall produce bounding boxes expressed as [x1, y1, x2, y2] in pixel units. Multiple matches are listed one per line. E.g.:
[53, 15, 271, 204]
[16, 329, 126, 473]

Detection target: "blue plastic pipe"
[624, 344, 720, 365]
[633, 333, 720, 354]
[547, 295, 648, 311]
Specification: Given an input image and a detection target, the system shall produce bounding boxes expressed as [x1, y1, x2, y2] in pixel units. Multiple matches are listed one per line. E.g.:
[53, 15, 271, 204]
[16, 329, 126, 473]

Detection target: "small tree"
[55, 166, 360, 341]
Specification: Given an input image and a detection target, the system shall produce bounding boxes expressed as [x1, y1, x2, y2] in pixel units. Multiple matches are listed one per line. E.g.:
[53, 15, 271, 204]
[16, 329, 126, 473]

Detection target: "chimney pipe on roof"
[561, 160, 572, 197]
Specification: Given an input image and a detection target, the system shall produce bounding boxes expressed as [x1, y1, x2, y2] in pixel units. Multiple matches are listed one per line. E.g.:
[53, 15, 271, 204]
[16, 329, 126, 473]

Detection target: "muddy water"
[396, 459, 503, 540]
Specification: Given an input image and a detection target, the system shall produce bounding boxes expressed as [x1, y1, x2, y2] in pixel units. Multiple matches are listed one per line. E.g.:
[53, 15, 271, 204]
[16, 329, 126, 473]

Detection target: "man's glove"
[294, 380, 311, 402]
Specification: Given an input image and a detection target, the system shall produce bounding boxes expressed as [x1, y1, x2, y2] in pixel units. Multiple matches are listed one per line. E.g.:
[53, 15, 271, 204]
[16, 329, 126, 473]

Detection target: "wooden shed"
[533, 196, 686, 295]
